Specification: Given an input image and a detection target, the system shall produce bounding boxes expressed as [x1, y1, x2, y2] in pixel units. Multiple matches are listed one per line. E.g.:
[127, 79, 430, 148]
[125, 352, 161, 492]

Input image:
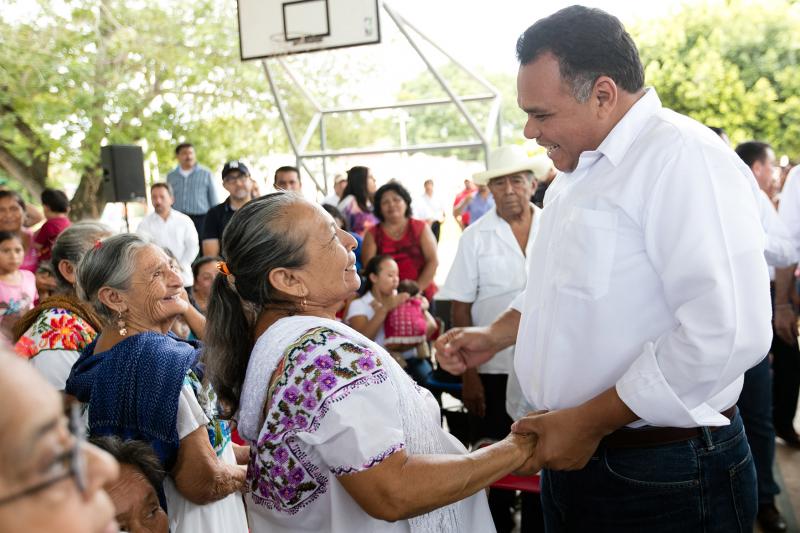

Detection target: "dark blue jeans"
[541, 411, 756, 532]
[738, 356, 780, 504]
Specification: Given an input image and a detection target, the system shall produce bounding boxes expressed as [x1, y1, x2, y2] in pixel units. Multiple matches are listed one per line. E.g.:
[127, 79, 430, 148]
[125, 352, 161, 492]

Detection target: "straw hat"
[473, 145, 543, 185]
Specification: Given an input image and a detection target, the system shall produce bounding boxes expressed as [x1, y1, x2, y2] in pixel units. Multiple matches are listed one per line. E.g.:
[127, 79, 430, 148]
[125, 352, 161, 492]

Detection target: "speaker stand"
[123, 202, 130, 233]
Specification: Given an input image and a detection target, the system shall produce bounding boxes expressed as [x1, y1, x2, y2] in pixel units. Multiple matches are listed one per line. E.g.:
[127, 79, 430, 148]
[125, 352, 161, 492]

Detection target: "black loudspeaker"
[100, 145, 147, 203]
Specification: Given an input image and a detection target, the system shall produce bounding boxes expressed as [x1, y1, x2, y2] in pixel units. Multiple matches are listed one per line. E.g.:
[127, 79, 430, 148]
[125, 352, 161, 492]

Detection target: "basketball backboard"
[237, 0, 381, 61]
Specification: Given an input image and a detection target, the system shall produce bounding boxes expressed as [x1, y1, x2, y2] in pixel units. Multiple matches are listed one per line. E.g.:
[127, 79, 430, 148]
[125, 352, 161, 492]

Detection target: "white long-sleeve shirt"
[777, 166, 800, 260]
[510, 89, 772, 429]
[750, 185, 796, 275]
[137, 209, 199, 286]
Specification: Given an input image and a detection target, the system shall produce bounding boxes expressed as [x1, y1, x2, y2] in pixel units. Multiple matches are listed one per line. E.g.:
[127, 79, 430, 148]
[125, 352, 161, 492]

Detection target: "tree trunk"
[69, 167, 105, 220]
[0, 146, 47, 198]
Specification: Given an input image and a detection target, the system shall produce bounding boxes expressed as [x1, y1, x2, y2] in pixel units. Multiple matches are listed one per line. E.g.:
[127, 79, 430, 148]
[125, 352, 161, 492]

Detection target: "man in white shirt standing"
[436, 6, 771, 531]
[414, 179, 447, 242]
[733, 140, 796, 532]
[136, 182, 199, 288]
[437, 144, 541, 532]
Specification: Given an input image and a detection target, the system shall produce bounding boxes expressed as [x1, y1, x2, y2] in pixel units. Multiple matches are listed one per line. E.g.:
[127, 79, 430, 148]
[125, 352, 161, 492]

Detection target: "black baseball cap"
[221, 160, 250, 180]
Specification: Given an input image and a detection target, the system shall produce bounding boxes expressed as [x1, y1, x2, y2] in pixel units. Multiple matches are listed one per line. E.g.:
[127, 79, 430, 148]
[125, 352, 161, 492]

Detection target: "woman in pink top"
[0, 191, 38, 272]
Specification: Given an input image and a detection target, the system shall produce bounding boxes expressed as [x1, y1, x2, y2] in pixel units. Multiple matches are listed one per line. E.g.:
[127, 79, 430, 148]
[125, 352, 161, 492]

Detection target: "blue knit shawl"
[65, 331, 202, 472]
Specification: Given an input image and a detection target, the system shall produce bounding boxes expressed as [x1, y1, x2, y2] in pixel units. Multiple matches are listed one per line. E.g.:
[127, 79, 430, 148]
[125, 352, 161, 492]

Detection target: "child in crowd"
[383, 279, 437, 361]
[0, 231, 37, 339]
[33, 188, 71, 263]
[34, 262, 58, 302]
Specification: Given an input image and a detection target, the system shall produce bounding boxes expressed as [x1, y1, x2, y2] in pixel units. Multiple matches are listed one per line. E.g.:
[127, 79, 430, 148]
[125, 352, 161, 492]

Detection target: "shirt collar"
[595, 87, 661, 167]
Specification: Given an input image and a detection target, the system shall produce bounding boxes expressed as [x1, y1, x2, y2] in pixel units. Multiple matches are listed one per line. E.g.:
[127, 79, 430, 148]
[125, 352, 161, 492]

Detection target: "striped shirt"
[166, 165, 219, 215]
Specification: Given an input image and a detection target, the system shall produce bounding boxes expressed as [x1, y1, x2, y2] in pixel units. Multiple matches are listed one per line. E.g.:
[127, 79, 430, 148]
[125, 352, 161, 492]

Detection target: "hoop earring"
[117, 311, 128, 337]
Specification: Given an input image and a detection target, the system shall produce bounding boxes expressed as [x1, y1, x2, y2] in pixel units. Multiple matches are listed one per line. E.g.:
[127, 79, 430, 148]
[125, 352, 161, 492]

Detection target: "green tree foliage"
[0, 0, 281, 218]
[633, 0, 800, 157]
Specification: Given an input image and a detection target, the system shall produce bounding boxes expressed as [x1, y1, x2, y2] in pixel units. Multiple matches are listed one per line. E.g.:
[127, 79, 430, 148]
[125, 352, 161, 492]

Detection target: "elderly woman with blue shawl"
[203, 193, 537, 533]
[64, 234, 249, 533]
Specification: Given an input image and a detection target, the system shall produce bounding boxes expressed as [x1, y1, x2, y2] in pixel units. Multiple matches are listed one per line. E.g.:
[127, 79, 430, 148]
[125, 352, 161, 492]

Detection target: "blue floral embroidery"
[248, 327, 388, 514]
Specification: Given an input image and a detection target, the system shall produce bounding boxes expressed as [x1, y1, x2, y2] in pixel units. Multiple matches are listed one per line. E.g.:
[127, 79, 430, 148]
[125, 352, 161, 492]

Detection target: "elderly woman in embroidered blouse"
[204, 192, 536, 533]
[63, 234, 248, 533]
[13, 222, 112, 389]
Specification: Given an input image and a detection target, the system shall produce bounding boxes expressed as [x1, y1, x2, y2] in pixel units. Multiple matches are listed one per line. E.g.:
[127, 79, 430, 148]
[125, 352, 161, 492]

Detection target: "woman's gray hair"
[76, 233, 151, 322]
[205, 192, 308, 417]
[51, 221, 113, 293]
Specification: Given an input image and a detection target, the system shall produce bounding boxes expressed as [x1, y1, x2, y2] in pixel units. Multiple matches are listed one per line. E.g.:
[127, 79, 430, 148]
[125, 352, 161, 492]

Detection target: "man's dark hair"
[516, 6, 644, 101]
[707, 126, 726, 137]
[373, 181, 413, 222]
[175, 142, 193, 155]
[735, 141, 771, 169]
[150, 182, 174, 197]
[40, 188, 70, 213]
[90, 436, 165, 494]
[274, 166, 299, 181]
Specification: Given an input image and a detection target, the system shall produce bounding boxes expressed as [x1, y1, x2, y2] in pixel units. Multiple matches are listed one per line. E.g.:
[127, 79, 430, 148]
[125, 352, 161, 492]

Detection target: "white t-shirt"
[163, 384, 249, 533]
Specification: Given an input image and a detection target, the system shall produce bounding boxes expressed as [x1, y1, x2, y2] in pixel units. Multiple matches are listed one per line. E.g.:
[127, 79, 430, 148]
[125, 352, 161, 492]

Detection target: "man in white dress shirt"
[414, 179, 447, 241]
[136, 182, 199, 288]
[438, 144, 541, 532]
[436, 6, 771, 531]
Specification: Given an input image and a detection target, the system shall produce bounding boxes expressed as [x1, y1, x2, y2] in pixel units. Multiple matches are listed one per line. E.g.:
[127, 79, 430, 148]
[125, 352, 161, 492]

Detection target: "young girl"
[346, 254, 434, 388]
[383, 279, 437, 359]
[0, 231, 37, 339]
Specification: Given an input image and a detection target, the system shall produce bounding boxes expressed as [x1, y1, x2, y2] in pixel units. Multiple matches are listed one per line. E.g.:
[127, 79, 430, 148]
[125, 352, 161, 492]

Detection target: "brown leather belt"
[600, 406, 737, 449]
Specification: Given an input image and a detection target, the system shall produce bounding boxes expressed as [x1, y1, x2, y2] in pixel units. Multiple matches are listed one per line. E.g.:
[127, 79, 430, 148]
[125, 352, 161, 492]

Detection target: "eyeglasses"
[0, 403, 87, 507]
[488, 175, 530, 188]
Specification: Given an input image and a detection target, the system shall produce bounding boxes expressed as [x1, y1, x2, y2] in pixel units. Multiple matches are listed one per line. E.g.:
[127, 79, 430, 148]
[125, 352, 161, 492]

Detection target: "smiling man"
[436, 6, 771, 532]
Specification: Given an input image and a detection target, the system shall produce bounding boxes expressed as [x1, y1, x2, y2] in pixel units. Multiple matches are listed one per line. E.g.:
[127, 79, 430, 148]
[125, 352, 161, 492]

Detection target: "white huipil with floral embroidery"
[239, 317, 494, 533]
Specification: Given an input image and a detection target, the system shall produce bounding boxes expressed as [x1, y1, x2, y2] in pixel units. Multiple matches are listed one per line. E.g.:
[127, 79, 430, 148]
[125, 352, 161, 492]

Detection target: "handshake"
[434, 326, 615, 473]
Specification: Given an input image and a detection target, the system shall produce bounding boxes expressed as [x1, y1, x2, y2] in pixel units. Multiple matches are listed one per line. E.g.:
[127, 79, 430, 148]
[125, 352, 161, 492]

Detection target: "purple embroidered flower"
[302, 380, 315, 394]
[288, 467, 305, 485]
[269, 464, 286, 478]
[280, 415, 295, 430]
[278, 485, 297, 501]
[303, 344, 314, 352]
[302, 396, 317, 410]
[357, 356, 375, 371]
[283, 385, 301, 404]
[314, 355, 334, 369]
[258, 478, 272, 497]
[274, 447, 290, 464]
[296, 351, 308, 364]
[294, 414, 308, 429]
[318, 371, 337, 391]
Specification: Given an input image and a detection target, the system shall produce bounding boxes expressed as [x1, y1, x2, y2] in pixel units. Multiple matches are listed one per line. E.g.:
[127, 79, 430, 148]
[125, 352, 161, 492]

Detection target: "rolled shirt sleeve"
[616, 142, 773, 427]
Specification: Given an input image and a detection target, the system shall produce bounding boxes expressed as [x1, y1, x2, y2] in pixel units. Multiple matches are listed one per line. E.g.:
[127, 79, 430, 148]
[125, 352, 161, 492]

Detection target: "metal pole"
[382, 2, 487, 147]
[320, 115, 328, 192]
[262, 59, 300, 154]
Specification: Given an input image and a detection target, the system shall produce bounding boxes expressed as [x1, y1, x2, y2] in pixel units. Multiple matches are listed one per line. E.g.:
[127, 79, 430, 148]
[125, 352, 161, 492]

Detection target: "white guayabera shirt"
[510, 89, 772, 429]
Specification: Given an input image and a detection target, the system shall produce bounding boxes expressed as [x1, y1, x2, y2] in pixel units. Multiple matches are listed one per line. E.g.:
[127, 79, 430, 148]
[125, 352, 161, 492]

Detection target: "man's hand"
[461, 369, 486, 417]
[773, 305, 798, 346]
[433, 326, 498, 375]
[511, 407, 607, 472]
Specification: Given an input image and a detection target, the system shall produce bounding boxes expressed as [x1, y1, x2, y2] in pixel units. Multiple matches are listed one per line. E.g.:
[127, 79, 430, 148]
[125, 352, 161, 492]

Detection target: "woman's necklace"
[383, 219, 408, 240]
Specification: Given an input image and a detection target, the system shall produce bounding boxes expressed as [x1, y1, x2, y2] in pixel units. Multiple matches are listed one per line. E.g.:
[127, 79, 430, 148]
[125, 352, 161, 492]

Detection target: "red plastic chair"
[491, 472, 541, 493]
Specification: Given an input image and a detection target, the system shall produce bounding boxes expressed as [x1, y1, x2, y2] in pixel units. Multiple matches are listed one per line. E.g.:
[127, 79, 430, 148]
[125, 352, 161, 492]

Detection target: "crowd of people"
[1, 5, 800, 533]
